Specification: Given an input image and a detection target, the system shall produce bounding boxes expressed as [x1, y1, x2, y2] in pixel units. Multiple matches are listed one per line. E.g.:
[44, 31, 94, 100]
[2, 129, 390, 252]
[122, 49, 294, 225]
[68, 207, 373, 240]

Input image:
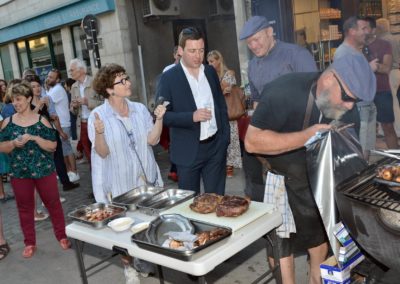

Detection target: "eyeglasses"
[332, 73, 361, 103]
[113, 76, 130, 86]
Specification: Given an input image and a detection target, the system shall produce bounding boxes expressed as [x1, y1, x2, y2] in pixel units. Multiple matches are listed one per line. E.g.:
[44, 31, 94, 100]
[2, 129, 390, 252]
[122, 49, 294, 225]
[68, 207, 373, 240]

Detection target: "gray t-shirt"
[333, 42, 362, 59]
[248, 40, 317, 102]
[333, 42, 376, 106]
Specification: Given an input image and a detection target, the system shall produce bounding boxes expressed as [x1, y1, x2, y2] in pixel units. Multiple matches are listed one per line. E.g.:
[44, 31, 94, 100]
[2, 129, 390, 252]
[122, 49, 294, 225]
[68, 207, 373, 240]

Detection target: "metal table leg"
[268, 230, 282, 284]
[250, 229, 282, 284]
[198, 276, 206, 284]
[73, 239, 88, 284]
[157, 265, 165, 284]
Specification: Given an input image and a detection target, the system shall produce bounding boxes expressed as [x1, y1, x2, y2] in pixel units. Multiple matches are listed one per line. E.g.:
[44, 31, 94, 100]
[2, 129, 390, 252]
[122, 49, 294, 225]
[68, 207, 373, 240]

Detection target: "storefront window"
[51, 31, 67, 80]
[72, 25, 92, 75]
[16, 41, 29, 75]
[15, 31, 66, 83]
[0, 45, 13, 81]
[29, 36, 52, 81]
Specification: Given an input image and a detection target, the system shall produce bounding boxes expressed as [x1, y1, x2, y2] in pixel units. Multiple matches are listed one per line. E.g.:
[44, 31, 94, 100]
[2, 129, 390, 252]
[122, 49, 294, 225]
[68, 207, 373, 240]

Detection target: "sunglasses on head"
[182, 27, 197, 35]
[332, 73, 361, 103]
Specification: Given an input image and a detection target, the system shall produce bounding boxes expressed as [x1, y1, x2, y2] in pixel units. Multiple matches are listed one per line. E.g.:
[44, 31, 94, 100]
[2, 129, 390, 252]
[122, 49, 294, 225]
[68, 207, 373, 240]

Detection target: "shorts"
[266, 176, 328, 258]
[61, 127, 73, 156]
[374, 91, 394, 123]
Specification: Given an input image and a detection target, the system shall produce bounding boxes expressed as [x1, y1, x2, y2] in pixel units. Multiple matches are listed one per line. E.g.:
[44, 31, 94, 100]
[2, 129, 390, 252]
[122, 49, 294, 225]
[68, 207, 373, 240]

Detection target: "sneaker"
[68, 172, 80, 183]
[34, 211, 49, 222]
[63, 182, 80, 191]
[124, 266, 140, 284]
[60, 197, 66, 203]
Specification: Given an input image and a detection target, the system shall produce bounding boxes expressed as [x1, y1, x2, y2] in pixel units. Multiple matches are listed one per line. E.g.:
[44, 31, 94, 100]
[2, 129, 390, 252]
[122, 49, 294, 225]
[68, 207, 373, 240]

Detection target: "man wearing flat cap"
[245, 53, 374, 284]
[239, 16, 317, 204]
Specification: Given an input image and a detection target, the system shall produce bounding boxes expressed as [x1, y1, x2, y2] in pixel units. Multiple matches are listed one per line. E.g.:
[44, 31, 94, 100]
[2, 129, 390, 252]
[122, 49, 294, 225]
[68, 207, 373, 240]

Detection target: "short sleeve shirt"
[368, 38, 392, 92]
[251, 72, 360, 176]
[248, 40, 318, 102]
[0, 117, 56, 178]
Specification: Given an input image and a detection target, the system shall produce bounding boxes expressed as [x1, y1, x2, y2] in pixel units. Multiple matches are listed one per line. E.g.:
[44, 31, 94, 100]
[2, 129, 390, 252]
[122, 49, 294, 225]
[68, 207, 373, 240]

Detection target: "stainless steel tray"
[112, 185, 165, 211]
[68, 203, 126, 229]
[131, 217, 232, 261]
[145, 214, 195, 245]
[137, 189, 196, 216]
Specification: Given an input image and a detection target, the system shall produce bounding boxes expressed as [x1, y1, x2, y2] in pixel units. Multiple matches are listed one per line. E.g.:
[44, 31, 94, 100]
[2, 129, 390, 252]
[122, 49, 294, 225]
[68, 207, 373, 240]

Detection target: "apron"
[266, 83, 328, 257]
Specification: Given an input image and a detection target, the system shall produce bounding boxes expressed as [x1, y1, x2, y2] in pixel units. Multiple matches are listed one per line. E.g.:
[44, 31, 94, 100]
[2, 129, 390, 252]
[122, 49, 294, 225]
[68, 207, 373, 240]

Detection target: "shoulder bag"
[224, 85, 246, 121]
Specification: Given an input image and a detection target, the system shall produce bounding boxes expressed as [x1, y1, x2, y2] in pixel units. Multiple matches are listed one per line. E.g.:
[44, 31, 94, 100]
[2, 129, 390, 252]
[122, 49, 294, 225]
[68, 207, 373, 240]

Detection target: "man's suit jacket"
[157, 63, 230, 166]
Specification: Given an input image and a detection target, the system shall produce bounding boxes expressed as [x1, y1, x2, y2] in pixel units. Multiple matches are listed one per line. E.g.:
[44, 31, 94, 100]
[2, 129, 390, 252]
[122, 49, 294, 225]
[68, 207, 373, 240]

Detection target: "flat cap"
[331, 53, 376, 102]
[239, 16, 270, 40]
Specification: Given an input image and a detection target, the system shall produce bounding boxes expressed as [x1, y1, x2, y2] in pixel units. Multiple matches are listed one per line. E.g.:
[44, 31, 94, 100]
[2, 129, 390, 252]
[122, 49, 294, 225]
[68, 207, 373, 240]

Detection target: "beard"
[315, 90, 349, 120]
[47, 80, 56, 87]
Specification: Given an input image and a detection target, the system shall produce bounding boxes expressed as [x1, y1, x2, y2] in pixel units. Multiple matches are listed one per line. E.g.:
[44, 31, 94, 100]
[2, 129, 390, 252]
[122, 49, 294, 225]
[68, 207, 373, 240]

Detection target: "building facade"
[0, 0, 244, 106]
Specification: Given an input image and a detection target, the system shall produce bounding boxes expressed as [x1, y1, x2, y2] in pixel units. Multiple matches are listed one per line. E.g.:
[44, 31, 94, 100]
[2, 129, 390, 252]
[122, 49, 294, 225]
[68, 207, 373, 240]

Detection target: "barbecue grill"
[335, 157, 400, 273]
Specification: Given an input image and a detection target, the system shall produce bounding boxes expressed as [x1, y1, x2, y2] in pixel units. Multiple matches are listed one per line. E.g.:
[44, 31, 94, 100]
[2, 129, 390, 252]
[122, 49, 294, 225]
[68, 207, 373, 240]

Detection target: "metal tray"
[111, 185, 165, 211]
[132, 217, 232, 261]
[137, 189, 196, 215]
[68, 203, 126, 229]
[145, 214, 195, 245]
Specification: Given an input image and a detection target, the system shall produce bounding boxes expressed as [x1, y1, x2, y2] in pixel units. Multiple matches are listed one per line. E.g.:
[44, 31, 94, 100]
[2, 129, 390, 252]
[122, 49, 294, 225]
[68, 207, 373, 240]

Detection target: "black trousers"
[177, 138, 227, 195]
[53, 133, 70, 185]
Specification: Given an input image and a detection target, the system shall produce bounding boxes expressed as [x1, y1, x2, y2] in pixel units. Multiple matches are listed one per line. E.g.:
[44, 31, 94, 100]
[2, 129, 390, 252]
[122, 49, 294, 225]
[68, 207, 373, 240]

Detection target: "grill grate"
[341, 178, 400, 212]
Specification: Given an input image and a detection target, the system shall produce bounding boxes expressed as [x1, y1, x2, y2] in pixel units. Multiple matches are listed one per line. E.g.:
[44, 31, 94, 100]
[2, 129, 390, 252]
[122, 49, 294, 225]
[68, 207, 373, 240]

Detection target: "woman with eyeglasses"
[89, 63, 166, 281]
[0, 81, 70, 258]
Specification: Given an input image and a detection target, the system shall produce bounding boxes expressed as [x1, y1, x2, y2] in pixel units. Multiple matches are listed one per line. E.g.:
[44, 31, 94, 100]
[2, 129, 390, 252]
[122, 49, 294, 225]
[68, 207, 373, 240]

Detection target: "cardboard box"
[320, 253, 365, 283]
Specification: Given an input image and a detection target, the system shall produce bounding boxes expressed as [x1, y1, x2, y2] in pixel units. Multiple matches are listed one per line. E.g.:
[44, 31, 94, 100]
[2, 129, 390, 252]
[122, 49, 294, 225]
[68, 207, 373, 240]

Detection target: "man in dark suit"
[157, 27, 230, 195]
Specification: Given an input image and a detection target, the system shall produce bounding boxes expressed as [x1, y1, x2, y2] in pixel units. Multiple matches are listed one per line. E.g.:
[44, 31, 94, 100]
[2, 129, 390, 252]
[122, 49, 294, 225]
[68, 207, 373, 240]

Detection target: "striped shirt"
[88, 99, 163, 203]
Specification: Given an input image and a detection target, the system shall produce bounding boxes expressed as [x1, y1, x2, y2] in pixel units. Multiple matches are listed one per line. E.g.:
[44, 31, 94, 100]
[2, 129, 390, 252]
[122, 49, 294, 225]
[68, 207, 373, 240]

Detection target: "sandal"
[0, 193, 14, 203]
[59, 238, 71, 250]
[22, 245, 36, 258]
[226, 166, 234, 178]
[0, 242, 10, 261]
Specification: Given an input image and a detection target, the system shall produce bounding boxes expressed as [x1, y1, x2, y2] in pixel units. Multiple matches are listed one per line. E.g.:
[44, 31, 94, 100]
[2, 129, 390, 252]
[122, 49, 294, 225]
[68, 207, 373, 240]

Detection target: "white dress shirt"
[180, 62, 217, 140]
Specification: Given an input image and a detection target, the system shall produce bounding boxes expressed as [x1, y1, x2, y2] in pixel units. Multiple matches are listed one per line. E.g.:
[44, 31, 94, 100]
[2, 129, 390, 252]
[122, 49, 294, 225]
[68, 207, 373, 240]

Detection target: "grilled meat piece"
[195, 231, 210, 246]
[189, 193, 223, 214]
[216, 195, 250, 217]
[209, 228, 229, 239]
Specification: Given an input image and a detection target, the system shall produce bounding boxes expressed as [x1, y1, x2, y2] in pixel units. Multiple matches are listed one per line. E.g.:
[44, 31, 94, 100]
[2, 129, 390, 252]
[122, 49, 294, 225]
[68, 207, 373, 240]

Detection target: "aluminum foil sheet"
[306, 124, 367, 262]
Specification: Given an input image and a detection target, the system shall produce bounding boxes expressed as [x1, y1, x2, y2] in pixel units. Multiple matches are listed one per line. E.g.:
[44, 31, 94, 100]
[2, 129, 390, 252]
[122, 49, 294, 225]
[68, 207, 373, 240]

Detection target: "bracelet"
[96, 131, 104, 134]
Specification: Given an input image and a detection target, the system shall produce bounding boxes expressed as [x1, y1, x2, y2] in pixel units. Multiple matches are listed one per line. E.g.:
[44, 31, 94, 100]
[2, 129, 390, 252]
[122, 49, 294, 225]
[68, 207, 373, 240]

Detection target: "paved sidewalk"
[0, 146, 308, 284]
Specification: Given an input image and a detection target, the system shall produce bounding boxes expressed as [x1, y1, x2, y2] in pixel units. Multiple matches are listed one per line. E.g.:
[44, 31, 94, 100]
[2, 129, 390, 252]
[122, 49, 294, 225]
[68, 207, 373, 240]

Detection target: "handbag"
[224, 85, 246, 121]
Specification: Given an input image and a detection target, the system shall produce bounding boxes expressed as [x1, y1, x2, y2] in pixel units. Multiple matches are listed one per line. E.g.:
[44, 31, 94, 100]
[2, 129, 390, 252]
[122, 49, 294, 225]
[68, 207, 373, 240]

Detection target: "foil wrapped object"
[306, 123, 367, 263]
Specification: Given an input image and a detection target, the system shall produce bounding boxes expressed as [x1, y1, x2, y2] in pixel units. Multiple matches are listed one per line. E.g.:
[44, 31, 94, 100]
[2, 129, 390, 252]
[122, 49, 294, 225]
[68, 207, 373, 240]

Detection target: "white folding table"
[66, 209, 282, 284]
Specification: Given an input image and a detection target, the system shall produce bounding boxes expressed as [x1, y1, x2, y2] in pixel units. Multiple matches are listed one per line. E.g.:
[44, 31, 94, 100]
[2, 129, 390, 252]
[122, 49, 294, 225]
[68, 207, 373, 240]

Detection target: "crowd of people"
[0, 13, 398, 284]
